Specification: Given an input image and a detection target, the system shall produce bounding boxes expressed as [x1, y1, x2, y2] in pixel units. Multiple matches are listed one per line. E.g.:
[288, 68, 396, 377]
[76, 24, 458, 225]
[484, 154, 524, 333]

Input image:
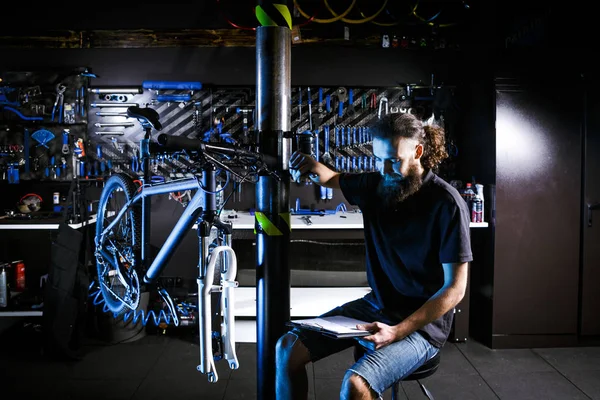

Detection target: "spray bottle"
[475, 184, 485, 223]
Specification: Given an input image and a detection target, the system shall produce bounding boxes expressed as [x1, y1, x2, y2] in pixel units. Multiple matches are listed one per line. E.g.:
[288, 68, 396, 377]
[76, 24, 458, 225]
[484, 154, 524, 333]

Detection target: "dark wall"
[0, 45, 493, 280]
[0, 46, 447, 86]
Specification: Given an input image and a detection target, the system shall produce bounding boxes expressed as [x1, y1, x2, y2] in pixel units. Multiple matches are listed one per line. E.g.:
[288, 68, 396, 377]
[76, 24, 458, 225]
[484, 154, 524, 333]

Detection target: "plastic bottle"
[471, 194, 483, 223]
[475, 184, 485, 222]
[13, 261, 25, 292]
[462, 183, 476, 210]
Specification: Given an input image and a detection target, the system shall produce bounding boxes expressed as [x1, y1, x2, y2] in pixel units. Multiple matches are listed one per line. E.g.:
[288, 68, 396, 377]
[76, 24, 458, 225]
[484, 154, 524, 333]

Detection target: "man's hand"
[289, 151, 316, 183]
[356, 322, 403, 350]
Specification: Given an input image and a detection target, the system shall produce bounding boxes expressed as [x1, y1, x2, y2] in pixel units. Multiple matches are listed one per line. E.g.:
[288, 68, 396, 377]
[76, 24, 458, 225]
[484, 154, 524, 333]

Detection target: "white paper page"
[292, 315, 370, 334]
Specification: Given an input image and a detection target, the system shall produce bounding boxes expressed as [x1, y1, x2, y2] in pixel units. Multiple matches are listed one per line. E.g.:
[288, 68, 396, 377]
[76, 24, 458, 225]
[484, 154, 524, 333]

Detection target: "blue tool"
[346, 89, 356, 117]
[156, 94, 191, 102]
[7, 164, 19, 184]
[1, 106, 43, 121]
[320, 186, 327, 200]
[80, 87, 85, 117]
[142, 81, 202, 91]
[0, 87, 19, 107]
[318, 88, 324, 113]
[80, 69, 97, 78]
[31, 129, 55, 148]
[327, 187, 333, 200]
[335, 202, 347, 212]
[131, 155, 139, 173]
[62, 130, 70, 154]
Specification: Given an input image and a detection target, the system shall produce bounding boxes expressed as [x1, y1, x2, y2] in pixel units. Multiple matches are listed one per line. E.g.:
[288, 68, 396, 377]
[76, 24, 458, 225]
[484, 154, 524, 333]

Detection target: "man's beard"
[377, 164, 423, 208]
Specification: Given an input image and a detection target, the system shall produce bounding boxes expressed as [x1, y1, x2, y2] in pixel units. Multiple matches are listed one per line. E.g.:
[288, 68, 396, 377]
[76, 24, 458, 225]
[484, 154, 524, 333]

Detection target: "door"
[581, 81, 600, 336]
[494, 78, 582, 338]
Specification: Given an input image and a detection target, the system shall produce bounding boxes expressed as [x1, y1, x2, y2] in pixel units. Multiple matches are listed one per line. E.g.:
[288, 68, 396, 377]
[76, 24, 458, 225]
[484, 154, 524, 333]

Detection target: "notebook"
[288, 315, 372, 339]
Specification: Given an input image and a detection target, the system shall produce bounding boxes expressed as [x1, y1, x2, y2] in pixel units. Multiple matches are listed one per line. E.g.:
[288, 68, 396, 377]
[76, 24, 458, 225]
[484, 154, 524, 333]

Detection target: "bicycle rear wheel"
[95, 173, 142, 314]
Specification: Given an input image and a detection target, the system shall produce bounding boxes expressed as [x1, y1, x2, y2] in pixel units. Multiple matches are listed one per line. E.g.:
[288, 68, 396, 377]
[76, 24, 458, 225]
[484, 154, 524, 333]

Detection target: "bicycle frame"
[97, 165, 239, 383]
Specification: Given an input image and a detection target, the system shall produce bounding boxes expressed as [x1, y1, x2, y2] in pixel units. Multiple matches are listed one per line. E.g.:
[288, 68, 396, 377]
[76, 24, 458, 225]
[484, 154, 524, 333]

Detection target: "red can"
[13, 261, 25, 292]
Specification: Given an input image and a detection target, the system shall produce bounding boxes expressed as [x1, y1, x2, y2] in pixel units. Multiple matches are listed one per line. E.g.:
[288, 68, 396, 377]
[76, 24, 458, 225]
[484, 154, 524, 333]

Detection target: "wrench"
[297, 87, 302, 121]
[346, 89, 356, 117]
[307, 87, 313, 131]
[94, 122, 134, 128]
[378, 97, 389, 118]
[61, 130, 70, 154]
[317, 88, 324, 114]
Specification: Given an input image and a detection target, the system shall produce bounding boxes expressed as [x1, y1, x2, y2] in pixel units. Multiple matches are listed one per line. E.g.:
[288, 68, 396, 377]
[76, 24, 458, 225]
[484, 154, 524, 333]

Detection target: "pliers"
[52, 83, 66, 123]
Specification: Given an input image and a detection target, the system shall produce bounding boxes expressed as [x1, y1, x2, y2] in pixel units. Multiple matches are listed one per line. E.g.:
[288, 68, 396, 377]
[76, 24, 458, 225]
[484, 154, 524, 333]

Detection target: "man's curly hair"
[371, 113, 448, 172]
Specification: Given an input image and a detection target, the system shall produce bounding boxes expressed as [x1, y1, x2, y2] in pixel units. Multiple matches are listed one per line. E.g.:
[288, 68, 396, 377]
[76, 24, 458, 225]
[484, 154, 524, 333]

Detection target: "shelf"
[0, 214, 97, 230]
[0, 310, 42, 317]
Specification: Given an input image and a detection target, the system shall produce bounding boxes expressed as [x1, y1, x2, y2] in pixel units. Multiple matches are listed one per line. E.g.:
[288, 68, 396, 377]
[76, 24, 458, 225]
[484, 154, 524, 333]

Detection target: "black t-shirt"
[339, 170, 473, 348]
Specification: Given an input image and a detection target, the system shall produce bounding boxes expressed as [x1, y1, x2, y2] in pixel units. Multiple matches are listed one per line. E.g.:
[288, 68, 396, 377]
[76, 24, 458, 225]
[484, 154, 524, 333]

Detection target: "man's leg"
[340, 331, 439, 400]
[275, 332, 312, 400]
[276, 297, 384, 399]
[340, 373, 379, 400]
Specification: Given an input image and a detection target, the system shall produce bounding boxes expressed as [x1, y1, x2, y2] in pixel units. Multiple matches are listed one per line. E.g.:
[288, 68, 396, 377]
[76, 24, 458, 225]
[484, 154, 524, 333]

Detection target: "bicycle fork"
[197, 232, 240, 383]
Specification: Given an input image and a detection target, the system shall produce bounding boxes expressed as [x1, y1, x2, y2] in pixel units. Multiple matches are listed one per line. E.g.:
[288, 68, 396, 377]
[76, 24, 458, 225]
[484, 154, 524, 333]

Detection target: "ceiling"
[0, 1, 577, 50]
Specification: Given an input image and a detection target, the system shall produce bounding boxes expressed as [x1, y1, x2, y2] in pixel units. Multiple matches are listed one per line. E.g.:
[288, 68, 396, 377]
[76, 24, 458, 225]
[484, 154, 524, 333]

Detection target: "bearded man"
[277, 113, 473, 400]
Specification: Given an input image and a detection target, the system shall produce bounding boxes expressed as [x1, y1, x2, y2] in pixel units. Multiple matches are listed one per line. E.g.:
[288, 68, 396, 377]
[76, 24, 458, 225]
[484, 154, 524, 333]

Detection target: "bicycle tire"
[95, 173, 142, 314]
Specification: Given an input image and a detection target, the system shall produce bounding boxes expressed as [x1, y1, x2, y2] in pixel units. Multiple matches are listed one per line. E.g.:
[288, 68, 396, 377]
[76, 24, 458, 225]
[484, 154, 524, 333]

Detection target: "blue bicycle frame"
[97, 167, 239, 383]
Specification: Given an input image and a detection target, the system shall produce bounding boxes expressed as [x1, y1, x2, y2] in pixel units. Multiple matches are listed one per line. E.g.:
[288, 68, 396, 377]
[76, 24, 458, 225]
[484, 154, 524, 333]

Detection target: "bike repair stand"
[196, 163, 238, 382]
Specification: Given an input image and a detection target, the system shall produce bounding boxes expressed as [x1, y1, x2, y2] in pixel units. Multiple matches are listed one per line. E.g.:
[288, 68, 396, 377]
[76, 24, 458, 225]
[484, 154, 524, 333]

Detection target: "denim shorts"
[291, 295, 439, 397]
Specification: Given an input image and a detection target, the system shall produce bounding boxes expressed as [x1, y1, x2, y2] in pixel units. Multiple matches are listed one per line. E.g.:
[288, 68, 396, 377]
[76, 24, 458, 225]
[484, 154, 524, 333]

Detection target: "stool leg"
[417, 380, 434, 400]
[391, 382, 400, 400]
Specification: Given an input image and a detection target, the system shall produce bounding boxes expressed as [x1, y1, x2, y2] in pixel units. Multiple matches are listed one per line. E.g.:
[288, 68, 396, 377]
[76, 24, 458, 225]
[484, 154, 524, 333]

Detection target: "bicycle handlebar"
[156, 133, 277, 166]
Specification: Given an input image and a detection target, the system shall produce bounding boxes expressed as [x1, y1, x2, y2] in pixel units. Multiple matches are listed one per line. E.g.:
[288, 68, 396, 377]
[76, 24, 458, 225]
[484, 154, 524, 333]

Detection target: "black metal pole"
[142, 126, 152, 273]
[255, 2, 292, 398]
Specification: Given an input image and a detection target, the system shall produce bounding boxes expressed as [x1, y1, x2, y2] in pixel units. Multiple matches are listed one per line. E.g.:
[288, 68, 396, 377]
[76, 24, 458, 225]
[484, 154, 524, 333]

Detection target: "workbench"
[216, 210, 487, 239]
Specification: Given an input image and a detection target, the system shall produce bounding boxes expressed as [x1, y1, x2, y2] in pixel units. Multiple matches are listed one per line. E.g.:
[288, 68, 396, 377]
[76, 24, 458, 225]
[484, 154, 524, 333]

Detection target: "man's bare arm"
[393, 262, 469, 341]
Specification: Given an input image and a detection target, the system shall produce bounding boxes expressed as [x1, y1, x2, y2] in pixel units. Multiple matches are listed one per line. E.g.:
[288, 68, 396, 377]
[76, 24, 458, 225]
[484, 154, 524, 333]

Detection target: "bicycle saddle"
[127, 106, 162, 130]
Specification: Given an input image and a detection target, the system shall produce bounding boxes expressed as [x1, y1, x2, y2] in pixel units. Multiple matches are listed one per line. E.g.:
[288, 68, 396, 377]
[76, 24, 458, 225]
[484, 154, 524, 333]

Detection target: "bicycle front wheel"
[95, 173, 142, 314]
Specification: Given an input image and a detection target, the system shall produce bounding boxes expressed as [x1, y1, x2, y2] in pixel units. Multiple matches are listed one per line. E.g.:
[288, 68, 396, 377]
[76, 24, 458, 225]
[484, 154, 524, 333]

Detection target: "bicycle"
[91, 105, 277, 383]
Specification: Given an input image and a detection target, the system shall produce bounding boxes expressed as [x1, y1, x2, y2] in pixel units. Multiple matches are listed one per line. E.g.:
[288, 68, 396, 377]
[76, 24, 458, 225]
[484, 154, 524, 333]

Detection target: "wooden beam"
[0, 29, 383, 49]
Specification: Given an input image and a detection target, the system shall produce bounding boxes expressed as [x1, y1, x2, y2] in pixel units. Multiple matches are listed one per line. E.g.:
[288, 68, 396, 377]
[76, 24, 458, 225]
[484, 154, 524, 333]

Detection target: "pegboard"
[84, 83, 453, 181]
[0, 68, 92, 182]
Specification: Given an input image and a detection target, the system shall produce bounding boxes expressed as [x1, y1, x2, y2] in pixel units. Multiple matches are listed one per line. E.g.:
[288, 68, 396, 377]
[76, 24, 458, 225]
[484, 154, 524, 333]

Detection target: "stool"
[353, 346, 440, 400]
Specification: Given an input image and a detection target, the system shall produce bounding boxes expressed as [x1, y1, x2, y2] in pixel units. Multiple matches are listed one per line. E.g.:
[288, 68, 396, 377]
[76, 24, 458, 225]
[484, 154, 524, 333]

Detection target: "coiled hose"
[88, 281, 180, 327]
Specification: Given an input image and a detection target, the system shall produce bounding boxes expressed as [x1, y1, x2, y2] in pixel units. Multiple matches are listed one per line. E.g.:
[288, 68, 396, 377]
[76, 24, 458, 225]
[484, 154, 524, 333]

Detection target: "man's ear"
[414, 143, 424, 159]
